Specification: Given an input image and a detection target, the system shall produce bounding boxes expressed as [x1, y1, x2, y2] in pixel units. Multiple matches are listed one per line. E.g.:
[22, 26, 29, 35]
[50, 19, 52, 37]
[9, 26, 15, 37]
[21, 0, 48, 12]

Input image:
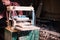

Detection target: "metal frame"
[7, 6, 35, 27]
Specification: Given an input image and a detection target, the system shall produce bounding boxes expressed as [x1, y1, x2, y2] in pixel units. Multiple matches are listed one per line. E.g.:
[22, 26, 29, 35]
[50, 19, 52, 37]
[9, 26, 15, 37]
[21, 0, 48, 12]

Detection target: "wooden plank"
[7, 6, 34, 11]
[5, 26, 40, 32]
[5, 27, 18, 32]
[15, 26, 40, 31]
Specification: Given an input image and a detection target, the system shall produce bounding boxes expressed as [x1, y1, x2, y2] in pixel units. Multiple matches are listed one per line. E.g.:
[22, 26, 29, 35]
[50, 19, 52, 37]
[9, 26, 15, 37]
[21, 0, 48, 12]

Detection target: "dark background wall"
[43, 0, 60, 13]
[40, 0, 60, 21]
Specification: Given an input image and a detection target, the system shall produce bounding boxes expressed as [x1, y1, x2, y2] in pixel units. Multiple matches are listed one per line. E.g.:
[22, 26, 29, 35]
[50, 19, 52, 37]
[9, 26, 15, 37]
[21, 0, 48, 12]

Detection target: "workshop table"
[5, 26, 40, 40]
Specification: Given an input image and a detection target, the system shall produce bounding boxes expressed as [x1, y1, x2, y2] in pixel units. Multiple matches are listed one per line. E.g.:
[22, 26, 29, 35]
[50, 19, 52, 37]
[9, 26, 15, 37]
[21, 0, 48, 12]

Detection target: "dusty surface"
[39, 27, 60, 40]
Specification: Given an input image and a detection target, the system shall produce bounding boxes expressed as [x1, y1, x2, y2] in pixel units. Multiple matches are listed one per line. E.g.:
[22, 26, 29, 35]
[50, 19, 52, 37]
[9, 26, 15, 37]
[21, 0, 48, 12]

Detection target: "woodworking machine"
[5, 6, 40, 40]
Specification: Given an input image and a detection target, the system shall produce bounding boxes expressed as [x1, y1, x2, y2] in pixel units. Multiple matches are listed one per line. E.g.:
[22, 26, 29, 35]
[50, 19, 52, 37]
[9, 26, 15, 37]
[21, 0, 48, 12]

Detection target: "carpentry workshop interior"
[0, 0, 60, 40]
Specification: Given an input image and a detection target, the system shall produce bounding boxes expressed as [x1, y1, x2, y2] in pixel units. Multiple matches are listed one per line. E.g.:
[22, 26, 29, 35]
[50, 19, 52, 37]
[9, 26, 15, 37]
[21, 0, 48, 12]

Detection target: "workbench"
[5, 26, 40, 40]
